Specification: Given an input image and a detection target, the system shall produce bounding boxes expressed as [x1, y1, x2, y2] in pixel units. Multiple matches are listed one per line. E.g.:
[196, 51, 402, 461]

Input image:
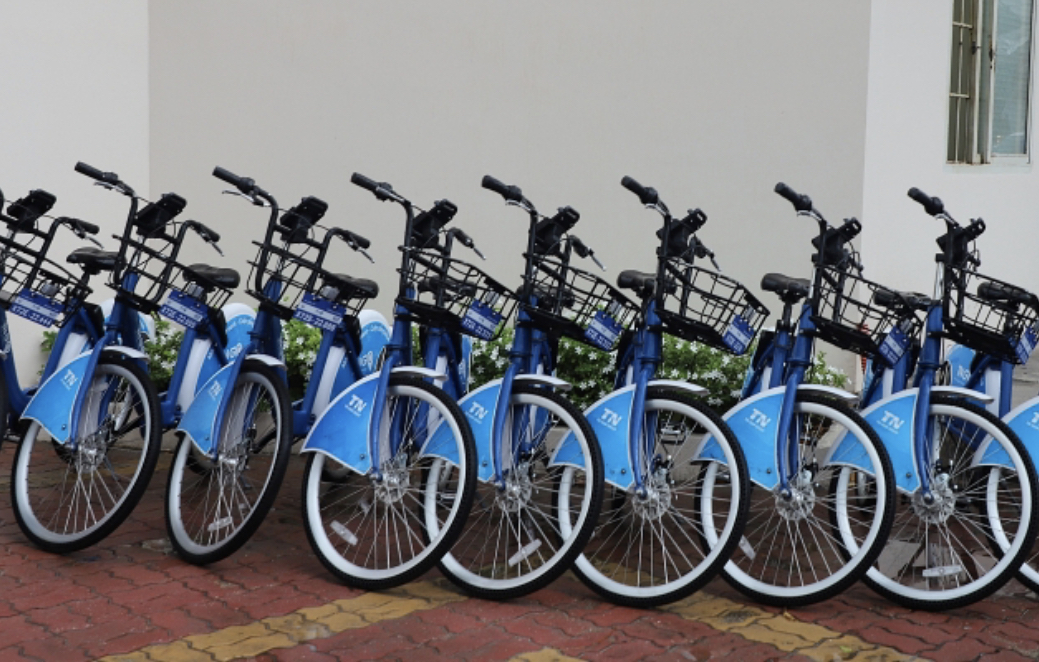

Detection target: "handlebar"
[621, 176, 659, 207]
[907, 187, 945, 217]
[481, 175, 524, 204]
[75, 161, 120, 186]
[351, 172, 404, 203]
[774, 182, 813, 213]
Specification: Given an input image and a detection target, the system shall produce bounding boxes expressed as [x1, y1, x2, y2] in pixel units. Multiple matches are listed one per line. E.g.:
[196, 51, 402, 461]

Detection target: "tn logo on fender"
[346, 394, 367, 417]
[746, 408, 771, 432]
[878, 410, 906, 433]
[598, 408, 623, 430]
[468, 401, 490, 423]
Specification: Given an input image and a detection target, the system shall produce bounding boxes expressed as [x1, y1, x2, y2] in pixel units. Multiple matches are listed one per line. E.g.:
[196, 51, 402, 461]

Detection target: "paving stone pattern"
[0, 444, 1036, 661]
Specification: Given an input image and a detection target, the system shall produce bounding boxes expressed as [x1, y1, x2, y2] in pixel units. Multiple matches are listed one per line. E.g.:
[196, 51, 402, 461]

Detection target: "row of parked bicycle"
[0, 162, 1036, 613]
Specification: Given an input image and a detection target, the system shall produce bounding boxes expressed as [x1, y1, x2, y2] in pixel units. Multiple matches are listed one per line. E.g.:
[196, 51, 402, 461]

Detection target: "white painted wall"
[862, 0, 1039, 296]
[148, 0, 872, 377]
[0, 1, 149, 379]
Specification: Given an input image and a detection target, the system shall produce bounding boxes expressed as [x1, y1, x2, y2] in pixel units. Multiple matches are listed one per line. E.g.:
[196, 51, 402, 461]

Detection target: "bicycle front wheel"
[303, 375, 476, 590]
[166, 360, 292, 564]
[570, 388, 749, 607]
[432, 383, 604, 600]
[857, 395, 1037, 610]
[720, 392, 895, 606]
[12, 353, 161, 553]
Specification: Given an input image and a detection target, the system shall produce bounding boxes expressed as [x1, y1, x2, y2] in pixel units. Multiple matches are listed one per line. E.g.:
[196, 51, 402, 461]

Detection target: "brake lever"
[207, 239, 225, 257]
[222, 189, 270, 207]
[358, 246, 374, 263]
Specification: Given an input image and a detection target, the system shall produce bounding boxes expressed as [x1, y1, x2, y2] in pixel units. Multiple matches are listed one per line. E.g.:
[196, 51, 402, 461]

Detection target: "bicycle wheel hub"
[496, 468, 533, 513]
[75, 430, 109, 472]
[632, 472, 672, 521]
[775, 472, 816, 521]
[375, 468, 410, 504]
[912, 474, 956, 524]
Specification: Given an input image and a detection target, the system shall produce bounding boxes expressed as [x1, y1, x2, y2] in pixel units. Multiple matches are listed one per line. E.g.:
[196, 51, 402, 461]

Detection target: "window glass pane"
[991, 0, 1033, 155]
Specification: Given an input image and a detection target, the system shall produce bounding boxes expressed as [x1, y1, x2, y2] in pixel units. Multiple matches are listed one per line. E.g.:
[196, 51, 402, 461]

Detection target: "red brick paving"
[0, 443, 1035, 661]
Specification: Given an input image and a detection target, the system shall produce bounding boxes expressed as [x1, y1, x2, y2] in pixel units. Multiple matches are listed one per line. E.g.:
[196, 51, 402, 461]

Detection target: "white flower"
[304, 350, 317, 366]
[295, 336, 304, 346]
[704, 369, 722, 381]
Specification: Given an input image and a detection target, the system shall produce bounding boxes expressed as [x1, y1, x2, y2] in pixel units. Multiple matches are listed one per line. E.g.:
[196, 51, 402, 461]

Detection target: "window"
[948, 0, 1035, 164]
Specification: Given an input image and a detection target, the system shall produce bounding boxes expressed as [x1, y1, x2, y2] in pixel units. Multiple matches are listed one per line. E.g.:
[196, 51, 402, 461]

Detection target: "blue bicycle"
[844, 188, 1039, 609]
[713, 183, 896, 606]
[0, 185, 107, 440]
[297, 172, 478, 589]
[409, 176, 606, 599]
[11, 164, 199, 552]
[939, 284, 1039, 595]
[567, 177, 753, 607]
[165, 167, 391, 565]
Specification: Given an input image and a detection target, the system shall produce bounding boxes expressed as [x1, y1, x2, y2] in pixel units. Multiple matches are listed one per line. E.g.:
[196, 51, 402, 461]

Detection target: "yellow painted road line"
[99, 576, 921, 662]
[661, 593, 924, 662]
[509, 649, 586, 662]
[98, 580, 465, 662]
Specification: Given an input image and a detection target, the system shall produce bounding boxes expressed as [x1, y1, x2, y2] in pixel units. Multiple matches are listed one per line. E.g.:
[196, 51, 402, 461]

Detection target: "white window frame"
[947, 0, 1036, 165]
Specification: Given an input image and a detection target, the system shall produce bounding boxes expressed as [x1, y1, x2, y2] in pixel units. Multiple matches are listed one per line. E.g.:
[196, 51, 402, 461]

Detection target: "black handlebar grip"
[481, 175, 523, 203]
[77, 220, 100, 235]
[75, 161, 117, 184]
[620, 176, 659, 206]
[351, 172, 379, 193]
[907, 187, 944, 216]
[212, 166, 244, 188]
[347, 230, 371, 250]
[203, 227, 222, 243]
[774, 182, 813, 212]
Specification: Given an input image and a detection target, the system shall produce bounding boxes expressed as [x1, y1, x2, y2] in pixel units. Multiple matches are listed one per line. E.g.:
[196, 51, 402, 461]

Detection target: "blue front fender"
[22, 351, 93, 443]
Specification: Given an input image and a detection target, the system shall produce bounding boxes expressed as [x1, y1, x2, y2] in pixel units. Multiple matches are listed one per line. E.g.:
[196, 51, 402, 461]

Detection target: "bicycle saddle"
[323, 273, 379, 300]
[872, 288, 934, 312]
[533, 283, 576, 309]
[617, 270, 677, 298]
[183, 263, 241, 290]
[976, 281, 1039, 311]
[761, 273, 810, 303]
[66, 247, 119, 275]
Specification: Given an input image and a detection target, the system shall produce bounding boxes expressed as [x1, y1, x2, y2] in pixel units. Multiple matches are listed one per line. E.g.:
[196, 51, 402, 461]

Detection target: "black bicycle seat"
[617, 270, 677, 298]
[325, 273, 379, 300]
[66, 247, 119, 275]
[873, 288, 933, 312]
[184, 263, 240, 290]
[533, 283, 576, 309]
[977, 281, 1038, 311]
[761, 273, 810, 303]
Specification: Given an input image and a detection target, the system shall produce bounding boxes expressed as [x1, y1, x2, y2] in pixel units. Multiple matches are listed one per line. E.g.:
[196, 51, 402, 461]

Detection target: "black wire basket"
[0, 233, 90, 327]
[110, 231, 186, 315]
[522, 258, 640, 351]
[943, 269, 1039, 364]
[656, 261, 770, 356]
[398, 249, 516, 341]
[247, 239, 375, 323]
[811, 265, 923, 362]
